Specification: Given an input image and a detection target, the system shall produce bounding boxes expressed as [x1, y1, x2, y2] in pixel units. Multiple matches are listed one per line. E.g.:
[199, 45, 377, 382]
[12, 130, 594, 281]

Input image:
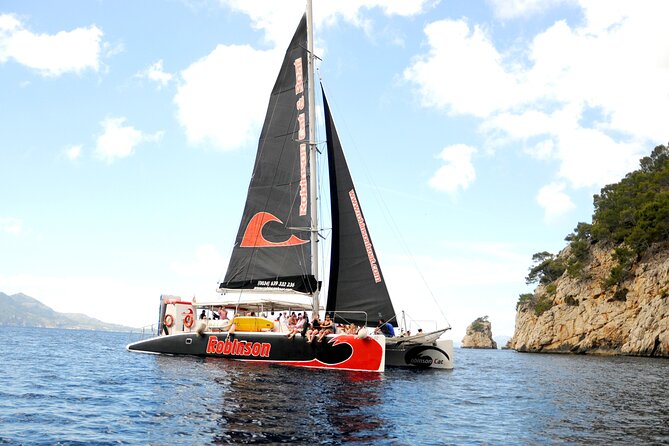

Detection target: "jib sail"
[322, 87, 397, 326]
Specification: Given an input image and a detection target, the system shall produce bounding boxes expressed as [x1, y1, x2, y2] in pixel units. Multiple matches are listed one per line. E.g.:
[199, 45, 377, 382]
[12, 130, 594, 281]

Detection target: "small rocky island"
[508, 144, 669, 357]
[462, 316, 497, 349]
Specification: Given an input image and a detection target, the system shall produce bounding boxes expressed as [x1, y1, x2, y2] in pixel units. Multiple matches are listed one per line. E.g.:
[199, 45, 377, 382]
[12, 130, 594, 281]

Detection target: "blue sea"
[1, 327, 668, 445]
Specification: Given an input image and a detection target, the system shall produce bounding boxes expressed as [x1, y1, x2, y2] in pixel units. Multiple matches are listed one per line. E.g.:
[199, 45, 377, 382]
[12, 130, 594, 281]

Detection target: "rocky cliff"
[508, 243, 669, 356]
[462, 316, 498, 349]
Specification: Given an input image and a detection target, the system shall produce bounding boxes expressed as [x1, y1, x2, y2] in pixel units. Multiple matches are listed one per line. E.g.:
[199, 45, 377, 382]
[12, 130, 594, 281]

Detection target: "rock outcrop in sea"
[507, 243, 669, 356]
[462, 316, 497, 349]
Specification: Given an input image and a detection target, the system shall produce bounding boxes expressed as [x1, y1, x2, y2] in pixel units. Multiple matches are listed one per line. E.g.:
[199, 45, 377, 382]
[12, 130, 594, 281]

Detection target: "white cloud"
[95, 117, 163, 163]
[525, 139, 555, 160]
[405, 2, 669, 197]
[170, 244, 227, 280]
[220, 0, 435, 46]
[383, 241, 531, 340]
[174, 0, 437, 152]
[488, 0, 573, 19]
[404, 19, 524, 118]
[137, 59, 173, 89]
[0, 245, 228, 328]
[0, 273, 159, 328]
[0, 13, 102, 76]
[554, 128, 643, 188]
[64, 144, 82, 161]
[0, 217, 23, 236]
[174, 44, 278, 151]
[536, 182, 575, 221]
[429, 144, 477, 194]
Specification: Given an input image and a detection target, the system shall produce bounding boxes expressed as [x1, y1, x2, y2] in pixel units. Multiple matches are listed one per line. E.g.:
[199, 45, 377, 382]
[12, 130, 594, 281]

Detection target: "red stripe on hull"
[275, 336, 384, 371]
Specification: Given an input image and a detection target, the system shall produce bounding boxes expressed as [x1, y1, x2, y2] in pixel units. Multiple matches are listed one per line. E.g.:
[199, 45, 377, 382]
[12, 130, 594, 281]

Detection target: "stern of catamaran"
[156, 295, 196, 336]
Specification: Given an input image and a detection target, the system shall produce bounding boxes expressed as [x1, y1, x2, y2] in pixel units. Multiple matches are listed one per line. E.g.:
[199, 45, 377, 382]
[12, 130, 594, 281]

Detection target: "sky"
[1, 0, 668, 342]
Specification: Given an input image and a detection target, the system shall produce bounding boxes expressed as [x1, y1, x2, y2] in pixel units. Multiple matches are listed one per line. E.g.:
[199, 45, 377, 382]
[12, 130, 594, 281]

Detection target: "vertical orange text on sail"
[294, 56, 308, 216]
[348, 189, 382, 283]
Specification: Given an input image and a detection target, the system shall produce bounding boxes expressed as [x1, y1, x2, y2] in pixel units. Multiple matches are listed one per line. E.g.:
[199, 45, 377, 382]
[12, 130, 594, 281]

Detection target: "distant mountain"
[0, 292, 136, 332]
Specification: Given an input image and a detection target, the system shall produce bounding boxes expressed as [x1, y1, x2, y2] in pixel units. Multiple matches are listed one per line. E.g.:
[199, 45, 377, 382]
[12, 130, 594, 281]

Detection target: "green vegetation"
[516, 292, 554, 316]
[564, 295, 579, 306]
[522, 144, 669, 302]
[610, 287, 629, 302]
[517, 293, 534, 310]
[525, 252, 566, 285]
[590, 144, 669, 253]
[564, 222, 593, 278]
[602, 246, 635, 289]
[470, 316, 489, 332]
[534, 294, 554, 316]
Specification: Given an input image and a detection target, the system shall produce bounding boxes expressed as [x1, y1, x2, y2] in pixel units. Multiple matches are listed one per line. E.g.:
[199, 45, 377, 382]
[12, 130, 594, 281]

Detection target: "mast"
[307, 0, 319, 317]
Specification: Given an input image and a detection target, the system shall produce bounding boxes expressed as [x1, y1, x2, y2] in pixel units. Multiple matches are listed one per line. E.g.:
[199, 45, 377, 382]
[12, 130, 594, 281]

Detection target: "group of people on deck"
[196, 307, 403, 340]
[284, 312, 333, 342]
[198, 307, 230, 321]
[284, 312, 356, 342]
[282, 314, 398, 341]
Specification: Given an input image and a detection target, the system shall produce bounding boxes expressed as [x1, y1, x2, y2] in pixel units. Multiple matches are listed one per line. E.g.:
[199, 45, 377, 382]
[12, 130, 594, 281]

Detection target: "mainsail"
[220, 15, 316, 295]
[322, 87, 397, 327]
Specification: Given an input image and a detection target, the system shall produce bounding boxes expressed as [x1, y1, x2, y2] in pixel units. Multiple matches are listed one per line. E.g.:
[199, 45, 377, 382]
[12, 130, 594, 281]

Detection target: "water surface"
[0, 327, 667, 445]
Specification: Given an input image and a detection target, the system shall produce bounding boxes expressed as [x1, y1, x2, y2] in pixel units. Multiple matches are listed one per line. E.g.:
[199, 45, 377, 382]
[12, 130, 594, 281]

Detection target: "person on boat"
[300, 313, 310, 337]
[345, 323, 358, 335]
[286, 314, 306, 339]
[316, 314, 334, 342]
[375, 319, 395, 337]
[287, 313, 297, 331]
[306, 315, 321, 343]
[279, 312, 289, 332]
[199, 310, 207, 320]
[218, 307, 229, 321]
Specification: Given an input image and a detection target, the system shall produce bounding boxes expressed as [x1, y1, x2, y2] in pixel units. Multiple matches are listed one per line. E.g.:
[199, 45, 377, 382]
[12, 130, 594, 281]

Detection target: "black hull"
[385, 339, 454, 369]
[127, 331, 385, 372]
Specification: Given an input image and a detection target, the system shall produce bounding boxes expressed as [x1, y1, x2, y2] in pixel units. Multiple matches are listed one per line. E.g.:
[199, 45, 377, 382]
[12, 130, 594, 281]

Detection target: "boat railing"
[126, 323, 158, 343]
[401, 319, 450, 336]
[331, 311, 368, 328]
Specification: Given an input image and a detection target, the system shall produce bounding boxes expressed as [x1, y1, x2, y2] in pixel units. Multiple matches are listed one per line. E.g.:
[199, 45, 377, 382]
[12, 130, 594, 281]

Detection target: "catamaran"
[127, 1, 453, 371]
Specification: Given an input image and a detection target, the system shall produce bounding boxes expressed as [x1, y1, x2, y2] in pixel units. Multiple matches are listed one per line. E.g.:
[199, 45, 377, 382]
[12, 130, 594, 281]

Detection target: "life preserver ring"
[164, 314, 174, 328]
[184, 314, 194, 328]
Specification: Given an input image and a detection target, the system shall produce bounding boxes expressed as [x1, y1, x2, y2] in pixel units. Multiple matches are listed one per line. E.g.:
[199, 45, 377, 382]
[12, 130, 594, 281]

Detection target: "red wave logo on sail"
[240, 212, 309, 248]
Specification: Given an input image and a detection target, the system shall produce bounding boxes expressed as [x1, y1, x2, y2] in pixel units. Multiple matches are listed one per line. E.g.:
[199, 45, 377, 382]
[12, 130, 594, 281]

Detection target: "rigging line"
[376, 189, 451, 327]
[297, 43, 322, 61]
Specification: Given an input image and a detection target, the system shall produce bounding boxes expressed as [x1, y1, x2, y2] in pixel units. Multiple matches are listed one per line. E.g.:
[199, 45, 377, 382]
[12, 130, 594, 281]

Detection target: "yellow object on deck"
[232, 316, 274, 332]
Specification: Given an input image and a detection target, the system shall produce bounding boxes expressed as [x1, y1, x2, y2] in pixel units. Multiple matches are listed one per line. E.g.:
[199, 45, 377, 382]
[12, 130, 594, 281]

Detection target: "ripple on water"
[2, 328, 669, 445]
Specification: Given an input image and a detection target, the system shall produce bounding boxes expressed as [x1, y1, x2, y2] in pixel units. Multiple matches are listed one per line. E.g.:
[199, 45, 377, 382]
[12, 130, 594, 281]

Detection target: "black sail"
[322, 87, 397, 327]
[220, 15, 316, 294]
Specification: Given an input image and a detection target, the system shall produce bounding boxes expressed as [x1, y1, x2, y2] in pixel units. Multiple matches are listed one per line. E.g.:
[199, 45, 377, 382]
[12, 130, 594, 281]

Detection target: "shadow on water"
[197, 359, 388, 444]
[117, 353, 392, 445]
